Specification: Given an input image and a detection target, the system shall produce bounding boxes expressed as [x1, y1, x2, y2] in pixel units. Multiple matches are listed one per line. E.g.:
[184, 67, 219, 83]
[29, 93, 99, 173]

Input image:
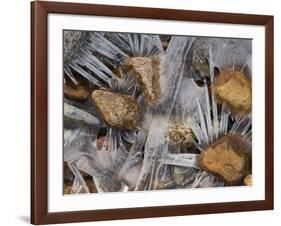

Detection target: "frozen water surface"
[63, 31, 252, 194]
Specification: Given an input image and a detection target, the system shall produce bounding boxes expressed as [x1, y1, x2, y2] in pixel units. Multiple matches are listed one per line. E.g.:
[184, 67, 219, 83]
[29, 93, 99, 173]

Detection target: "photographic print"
[63, 31, 252, 194]
[31, 2, 273, 224]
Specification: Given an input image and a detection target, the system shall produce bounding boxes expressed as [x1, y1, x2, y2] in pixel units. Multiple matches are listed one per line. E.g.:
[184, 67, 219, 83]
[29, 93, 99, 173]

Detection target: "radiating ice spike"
[133, 34, 140, 55]
[151, 35, 165, 54]
[88, 33, 128, 61]
[196, 99, 209, 144]
[69, 62, 103, 86]
[77, 57, 115, 87]
[64, 66, 79, 85]
[190, 123, 205, 146]
[68, 162, 90, 194]
[230, 115, 242, 133]
[241, 117, 252, 136]
[219, 104, 230, 136]
[203, 80, 214, 142]
[81, 48, 116, 78]
[108, 33, 131, 53]
[208, 46, 219, 139]
[162, 37, 194, 115]
[162, 153, 199, 169]
[230, 116, 251, 134]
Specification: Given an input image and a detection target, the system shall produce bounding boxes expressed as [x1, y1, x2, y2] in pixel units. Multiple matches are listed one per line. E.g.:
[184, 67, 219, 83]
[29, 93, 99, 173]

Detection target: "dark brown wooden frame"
[31, 1, 274, 224]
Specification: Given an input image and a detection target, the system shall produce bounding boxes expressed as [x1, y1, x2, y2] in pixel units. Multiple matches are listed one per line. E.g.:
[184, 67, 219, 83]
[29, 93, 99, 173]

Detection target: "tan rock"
[244, 174, 252, 186]
[64, 82, 89, 102]
[169, 122, 195, 148]
[92, 90, 139, 128]
[123, 56, 161, 104]
[214, 70, 252, 115]
[199, 134, 251, 185]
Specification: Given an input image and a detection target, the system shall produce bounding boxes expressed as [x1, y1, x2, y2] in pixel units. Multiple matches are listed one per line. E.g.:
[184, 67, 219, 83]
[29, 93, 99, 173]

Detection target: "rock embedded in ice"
[160, 35, 171, 50]
[92, 90, 139, 128]
[123, 56, 161, 104]
[64, 181, 73, 194]
[214, 70, 252, 115]
[191, 57, 210, 80]
[199, 134, 251, 185]
[64, 82, 89, 102]
[64, 162, 74, 181]
[169, 122, 195, 148]
[85, 178, 98, 193]
[244, 174, 252, 186]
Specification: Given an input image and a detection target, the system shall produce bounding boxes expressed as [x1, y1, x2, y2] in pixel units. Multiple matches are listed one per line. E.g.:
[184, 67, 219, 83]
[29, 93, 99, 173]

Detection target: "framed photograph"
[31, 1, 274, 224]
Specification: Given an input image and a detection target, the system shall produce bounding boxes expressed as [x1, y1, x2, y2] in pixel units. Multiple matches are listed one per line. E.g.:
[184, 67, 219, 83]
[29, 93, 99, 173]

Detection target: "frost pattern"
[63, 31, 252, 194]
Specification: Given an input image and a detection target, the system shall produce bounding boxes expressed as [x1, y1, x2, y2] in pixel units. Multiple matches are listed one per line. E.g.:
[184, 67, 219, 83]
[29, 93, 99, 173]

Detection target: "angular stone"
[123, 56, 160, 104]
[64, 82, 89, 102]
[92, 90, 139, 128]
[191, 57, 210, 80]
[169, 122, 195, 148]
[214, 70, 252, 115]
[199, 134, 251, 185]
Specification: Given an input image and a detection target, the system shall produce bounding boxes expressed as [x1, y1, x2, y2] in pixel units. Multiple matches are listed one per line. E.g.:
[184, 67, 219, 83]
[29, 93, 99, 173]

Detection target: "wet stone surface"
[92, 90, 139, 128]
[199, 134, 251, 185]
[214, 70, 252, 115]
[64, 82, 90, 102]
[169, 122, 195, 148]
[123, 56, 161, 104]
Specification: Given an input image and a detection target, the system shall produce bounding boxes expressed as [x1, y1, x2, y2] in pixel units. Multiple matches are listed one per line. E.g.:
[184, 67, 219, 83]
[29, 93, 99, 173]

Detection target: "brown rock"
[244, 174, 252, 186]
[92, 90, 139, 128]
[199, 134, 251, 185]
[64, 162, 73, 181]
[123, 56, 161, 104]
[64, 82, 89, 102]
[63, 181, 73, 194]
[191, 57, 210, 80]
[85, 178, 98, 193]
[214, 70, 252, 115]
